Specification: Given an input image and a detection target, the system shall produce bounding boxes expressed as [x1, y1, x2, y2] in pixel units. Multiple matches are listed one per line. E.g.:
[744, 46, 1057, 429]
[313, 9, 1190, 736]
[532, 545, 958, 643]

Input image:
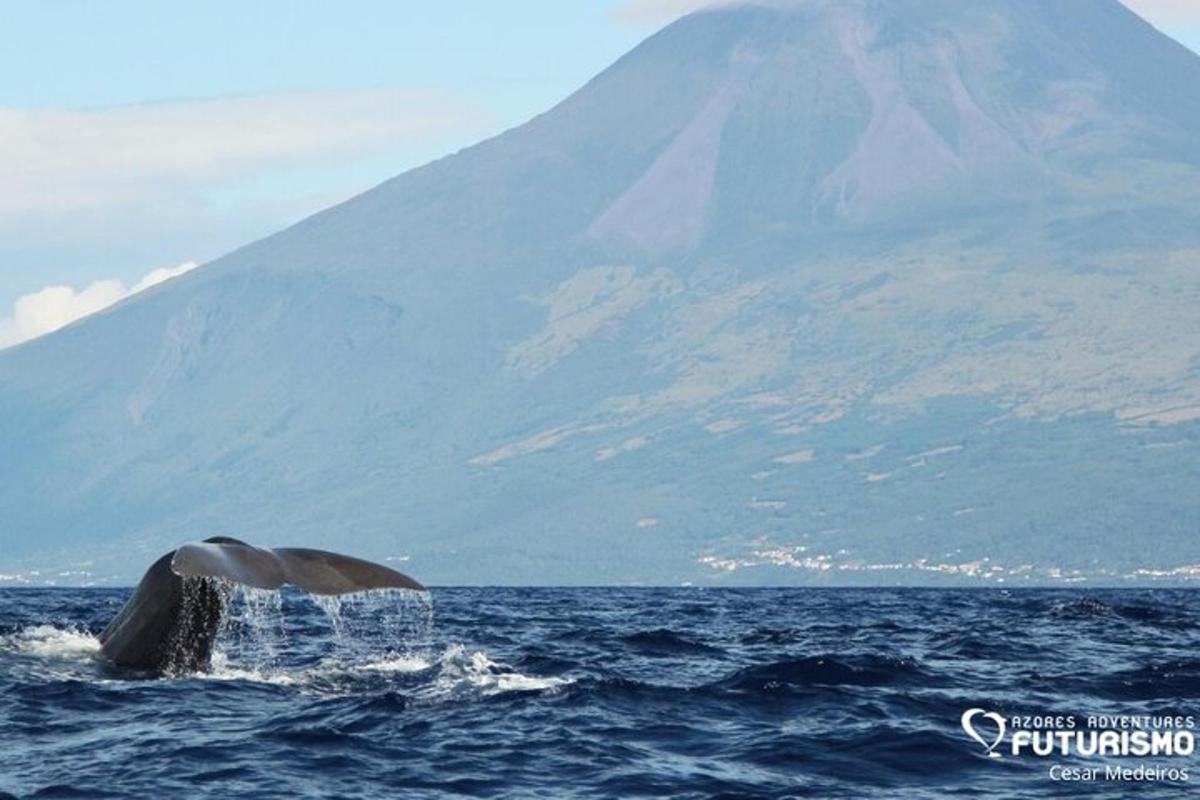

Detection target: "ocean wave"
[739, 625, 803, 645]
[711, 654, 931, 694]
[1092, 658, 1200, 700]
[1046, 596, 1114, 619]
[619, 628, 724, 656]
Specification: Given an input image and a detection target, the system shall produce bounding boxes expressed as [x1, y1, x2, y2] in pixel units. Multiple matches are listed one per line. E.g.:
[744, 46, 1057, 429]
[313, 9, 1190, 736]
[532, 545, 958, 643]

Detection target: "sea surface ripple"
[1, 588, 1198, 799]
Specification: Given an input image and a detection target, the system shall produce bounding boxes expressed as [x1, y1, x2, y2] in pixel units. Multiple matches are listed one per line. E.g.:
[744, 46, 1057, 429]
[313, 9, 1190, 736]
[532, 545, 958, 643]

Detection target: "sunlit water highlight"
[1, 588, 1198, 798]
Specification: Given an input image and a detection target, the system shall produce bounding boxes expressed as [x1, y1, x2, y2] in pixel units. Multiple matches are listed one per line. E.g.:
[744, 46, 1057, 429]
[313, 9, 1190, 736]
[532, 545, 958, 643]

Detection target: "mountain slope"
[3, 0, 1200, 585]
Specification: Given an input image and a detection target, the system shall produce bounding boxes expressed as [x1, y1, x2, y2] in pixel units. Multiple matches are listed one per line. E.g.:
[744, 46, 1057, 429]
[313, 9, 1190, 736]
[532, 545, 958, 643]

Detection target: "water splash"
[204, 586, 434, 684]
[207, 650, 298, 686]
[360, 653, 434, 673]
[215, 585, 288, 675]
[3, 624, 99, 660]
[411, 644, 574, 703]
[202, 587, 570, 701]
[1, 589, 566, 703]
[307, 588, 434, 662]
[0, 624, 102, 683]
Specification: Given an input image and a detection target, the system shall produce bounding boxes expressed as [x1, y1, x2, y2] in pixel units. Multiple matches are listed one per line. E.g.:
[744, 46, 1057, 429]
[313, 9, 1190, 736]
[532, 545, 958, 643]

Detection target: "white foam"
[7, 625, 100, 659]
[415, 645, 573, 702]
[205, 650, 297, 685]
[200, 644, 568, 701]
[361, 654, 433, 673]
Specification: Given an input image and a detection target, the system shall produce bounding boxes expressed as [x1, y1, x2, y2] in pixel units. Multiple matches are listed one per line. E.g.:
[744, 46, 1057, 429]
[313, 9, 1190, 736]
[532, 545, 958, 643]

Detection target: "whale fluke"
[99, 537, 425, 673]
[170, 540, 285, 590]
[273, 548, 426, 594]
[170, 541, 426, 594]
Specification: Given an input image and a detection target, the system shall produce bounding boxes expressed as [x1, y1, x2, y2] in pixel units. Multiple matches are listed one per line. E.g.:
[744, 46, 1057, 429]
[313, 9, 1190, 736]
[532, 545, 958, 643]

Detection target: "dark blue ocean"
[2, 588, 1198, 799]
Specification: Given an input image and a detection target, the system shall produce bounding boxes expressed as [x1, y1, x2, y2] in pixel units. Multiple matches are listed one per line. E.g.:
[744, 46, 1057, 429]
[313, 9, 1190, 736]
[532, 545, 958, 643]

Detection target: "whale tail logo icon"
[961, 708, 1007, 759]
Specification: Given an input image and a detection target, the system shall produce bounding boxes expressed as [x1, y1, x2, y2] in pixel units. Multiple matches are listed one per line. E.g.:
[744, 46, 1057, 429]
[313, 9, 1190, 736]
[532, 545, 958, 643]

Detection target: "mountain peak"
[575, 0, 1200, 254]
[207, 0, 1200, 278]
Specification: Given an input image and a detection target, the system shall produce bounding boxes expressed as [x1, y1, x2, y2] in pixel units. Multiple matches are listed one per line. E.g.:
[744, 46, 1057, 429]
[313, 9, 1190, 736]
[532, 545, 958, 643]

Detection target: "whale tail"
[99, 538, 425, 672]
[170, 540, 427, 595]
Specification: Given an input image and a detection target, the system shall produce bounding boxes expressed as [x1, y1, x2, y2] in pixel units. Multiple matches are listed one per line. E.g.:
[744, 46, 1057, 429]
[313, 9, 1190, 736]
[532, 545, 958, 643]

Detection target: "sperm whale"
[98, 536, 425, 673]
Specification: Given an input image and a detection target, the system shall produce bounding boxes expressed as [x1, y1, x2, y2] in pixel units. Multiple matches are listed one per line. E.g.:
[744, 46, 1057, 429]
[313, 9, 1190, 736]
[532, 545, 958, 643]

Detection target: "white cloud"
[612, 0, 1200, 29]
[129, 262, 198, 294]
[0, 89, 469, 216]
[1124, 0, 1200, 26]
[0, 261, 197, 349]
[612, 0, 714, 24]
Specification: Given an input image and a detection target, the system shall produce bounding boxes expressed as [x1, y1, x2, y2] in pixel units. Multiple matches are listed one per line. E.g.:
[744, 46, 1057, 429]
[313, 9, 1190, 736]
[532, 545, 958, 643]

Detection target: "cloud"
[0, 261, 197, 349]
[1124, 0, 1200, 26]
[612, 0, 715, 24]
[0, 89, 470, 216]
[612, 0, 1200, 28]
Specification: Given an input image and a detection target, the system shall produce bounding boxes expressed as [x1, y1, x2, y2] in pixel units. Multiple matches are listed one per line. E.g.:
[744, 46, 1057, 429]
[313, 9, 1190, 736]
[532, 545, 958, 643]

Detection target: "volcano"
[3, 0, 1199, 585]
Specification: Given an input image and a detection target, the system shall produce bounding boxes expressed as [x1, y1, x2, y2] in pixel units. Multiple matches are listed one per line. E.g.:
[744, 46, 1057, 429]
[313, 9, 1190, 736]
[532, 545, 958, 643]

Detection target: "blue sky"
[0, 2, 652, 320]
[0, 0, 1197, 346]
